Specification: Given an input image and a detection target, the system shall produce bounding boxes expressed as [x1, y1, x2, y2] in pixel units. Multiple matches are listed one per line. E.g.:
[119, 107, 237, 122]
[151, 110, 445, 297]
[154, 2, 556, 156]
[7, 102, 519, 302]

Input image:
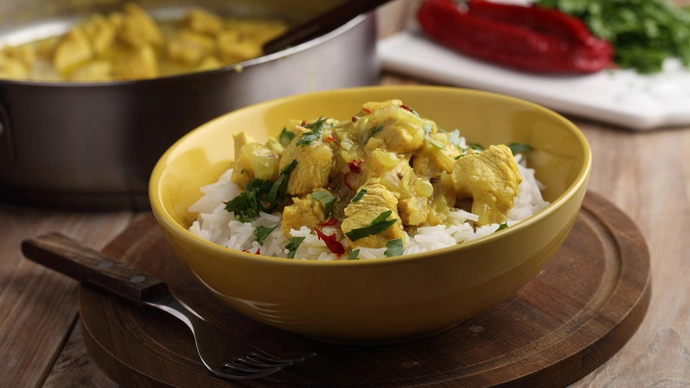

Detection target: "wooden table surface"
[2, 2, 690, 387]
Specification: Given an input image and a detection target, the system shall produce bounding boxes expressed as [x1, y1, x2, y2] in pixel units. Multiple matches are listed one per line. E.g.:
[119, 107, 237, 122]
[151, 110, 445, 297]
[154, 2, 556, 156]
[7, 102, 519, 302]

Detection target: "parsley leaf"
[225, 160, 297, 222]
[312, 190, 336, 219]
[370, 125, 384, 138]
[297, 117, 328, 147]
[468, 143, 484, 152]
[352, 189, 367, 202]
[384, 238, 404, 257]
[345, 210, 398, 241]
[285, 237, 305, 259]
[279, 128, 295, 146]
[507, 142, 533, 155]
[428, 137, 445, 149]
[348, 249, 360, 260]
[536, 0, 690, 73]
[253, 225, 277, 245]
[455, 154, 466, 160]
[496, 222, 509, 232]
[423, 123, 433, 135]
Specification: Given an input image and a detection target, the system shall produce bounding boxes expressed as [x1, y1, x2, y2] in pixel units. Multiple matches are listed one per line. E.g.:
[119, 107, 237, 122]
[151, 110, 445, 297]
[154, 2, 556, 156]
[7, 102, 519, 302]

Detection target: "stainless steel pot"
[0, 0, 379, 210]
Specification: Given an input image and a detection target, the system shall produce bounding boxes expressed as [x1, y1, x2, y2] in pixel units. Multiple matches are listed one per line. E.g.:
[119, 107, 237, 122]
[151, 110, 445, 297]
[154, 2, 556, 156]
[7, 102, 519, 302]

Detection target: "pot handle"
[0, 102, 16, 161]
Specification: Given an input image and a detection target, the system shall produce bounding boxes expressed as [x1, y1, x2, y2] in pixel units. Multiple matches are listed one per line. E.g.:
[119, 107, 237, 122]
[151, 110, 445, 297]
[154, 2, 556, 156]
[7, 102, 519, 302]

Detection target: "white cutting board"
[378, 30, 690, 130]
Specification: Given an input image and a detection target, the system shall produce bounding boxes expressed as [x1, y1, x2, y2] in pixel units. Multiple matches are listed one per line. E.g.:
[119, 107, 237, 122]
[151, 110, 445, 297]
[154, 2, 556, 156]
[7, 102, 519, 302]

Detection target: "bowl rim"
[149, 85, 592, 268]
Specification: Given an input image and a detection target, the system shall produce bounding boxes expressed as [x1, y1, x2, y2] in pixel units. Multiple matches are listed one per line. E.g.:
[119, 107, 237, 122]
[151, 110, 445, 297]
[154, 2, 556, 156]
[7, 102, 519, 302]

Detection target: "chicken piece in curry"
[0, 2, 287, 82]
[224, 100, 526, 253]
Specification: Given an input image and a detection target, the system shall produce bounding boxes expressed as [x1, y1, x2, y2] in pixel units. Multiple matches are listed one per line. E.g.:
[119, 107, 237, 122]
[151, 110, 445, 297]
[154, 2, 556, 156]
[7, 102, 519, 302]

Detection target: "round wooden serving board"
[79, 192, 651, 387]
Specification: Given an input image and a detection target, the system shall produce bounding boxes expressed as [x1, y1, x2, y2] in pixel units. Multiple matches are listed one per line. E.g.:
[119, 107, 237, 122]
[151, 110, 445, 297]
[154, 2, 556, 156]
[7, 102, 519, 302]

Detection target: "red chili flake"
[352, 115, 359, 122]
[348, 159, 363, 173]
[256, 248, 261, 255]
[343, 173, 355, 190]
[317, 218, 338, 226]
[223, 201, 227, 205]
[315, 228, 345, 256]
[401, 104, 414, 114]
[327, 136, 336, 142]
[362, 108, 371, 114]
[242, 249, 250, 253]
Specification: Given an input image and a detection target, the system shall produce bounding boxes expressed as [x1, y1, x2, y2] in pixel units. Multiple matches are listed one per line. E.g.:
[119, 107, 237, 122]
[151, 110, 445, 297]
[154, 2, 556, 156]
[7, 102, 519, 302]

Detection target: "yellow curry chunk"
[70, 60, 112, 81]
[0, 53, 28, 80]
[118, 2, 164, 48]
[231, 132, 280, 187]
[113, 45, 158, 79]
[281, 189, 332, 238]
[341, 179, 404, 249]
[82, 15, 115, 55]
[180, 8, 223, 36]
[53, 28, 94, 74]
[167, 29, 216, 65]
[453, 144, 522, 226]
[280, 129, 333, 196]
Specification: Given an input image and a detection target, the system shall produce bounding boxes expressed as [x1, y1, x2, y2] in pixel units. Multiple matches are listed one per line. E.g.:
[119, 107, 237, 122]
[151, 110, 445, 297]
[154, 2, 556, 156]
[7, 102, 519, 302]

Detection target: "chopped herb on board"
[279, 128, 295, 146]
[348, 249, 360, 260]
[352, 189, 367, 202]
[285, 237, 305, 259]
[496, 222, 509, 232]
[384, 238, 404, 257]
[312, 190, 336, 219]
[345, 210, 398, 241]
[507, 142, 533, 155]
[253, 226, 277, 245]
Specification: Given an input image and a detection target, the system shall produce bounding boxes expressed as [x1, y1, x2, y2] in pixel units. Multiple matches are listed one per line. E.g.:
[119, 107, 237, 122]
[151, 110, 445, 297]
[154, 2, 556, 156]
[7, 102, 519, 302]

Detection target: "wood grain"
[0, 204, 134, 388]
[1, 2, 689, 386]
[75, 193, 650, 387]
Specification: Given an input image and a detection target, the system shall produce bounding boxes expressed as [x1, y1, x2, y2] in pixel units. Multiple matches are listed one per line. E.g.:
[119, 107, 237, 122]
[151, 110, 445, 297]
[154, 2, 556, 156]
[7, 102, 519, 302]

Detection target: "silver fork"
[21, 233, 316, 381]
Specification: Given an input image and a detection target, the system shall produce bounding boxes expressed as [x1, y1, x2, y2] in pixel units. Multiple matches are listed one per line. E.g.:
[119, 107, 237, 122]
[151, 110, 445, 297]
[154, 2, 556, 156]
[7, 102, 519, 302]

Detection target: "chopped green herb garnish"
[279, 159, 298, 175]
[371, 210, 393, 224]
[496, 222, 509, 232]
[507, 142, 533, 155]
[352, 189, 367, 203]
[348, 249, 360, 260]
[428, 137, 445, 149]
[225, 160, 297, 222]
[345, 210, 398, 241]
[423, 123, 433, 135]
[370, 125, 384, 138]
[279, 127, 295, 146]
[297, 117, 328, 146]
[437, 127, 447, 134]
[312, 190, 336, 219]
[468, 144, 484, 152]
[285, 237, 305, 259]
[384, 238, 404, 257]
[253, 225, 277, 245]
[455, 154, 466, 160]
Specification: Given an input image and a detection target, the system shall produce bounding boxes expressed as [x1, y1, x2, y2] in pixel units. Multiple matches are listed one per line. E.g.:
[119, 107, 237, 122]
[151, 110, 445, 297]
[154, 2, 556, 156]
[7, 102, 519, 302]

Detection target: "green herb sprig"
[311, 190, 336, 219]
[285, 237, 305, 259]
[297, 117, 328, 146]
[384, 238, 404, 257]
[344, 210, 398, 241]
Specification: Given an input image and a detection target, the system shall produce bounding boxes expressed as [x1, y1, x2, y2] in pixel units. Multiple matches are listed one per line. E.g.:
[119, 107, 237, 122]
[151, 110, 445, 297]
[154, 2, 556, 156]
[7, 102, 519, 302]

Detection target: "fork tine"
[242, 355, 291, 368]
[213, 366, 282, 381]
[252, 351, 317, 364]
[222, 361, 274, 373]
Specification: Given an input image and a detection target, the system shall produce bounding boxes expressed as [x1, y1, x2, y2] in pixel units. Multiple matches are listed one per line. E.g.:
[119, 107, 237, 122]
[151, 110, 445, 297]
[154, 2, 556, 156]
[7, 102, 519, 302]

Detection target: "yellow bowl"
[149, 85, 591, 345]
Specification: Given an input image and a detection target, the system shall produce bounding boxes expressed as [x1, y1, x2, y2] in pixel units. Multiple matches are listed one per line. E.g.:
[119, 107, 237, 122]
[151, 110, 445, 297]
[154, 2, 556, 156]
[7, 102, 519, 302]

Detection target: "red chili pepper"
[348, 159, 363, 173]
[315, 228, 345, 256]
[327, 136, 336, 142]
[417, 0, 613, 73]
[400, 104, 415, 114]
[256, 248, 261, 255]
[317, 218, 339, 226]
[362, 108, 372, 114]
[343, 173, 355, 190]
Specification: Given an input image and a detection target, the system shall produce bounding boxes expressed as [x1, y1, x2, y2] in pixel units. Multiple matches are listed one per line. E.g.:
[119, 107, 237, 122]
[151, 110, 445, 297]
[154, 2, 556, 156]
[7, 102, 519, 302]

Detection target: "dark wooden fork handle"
[21, 233, 168, 304]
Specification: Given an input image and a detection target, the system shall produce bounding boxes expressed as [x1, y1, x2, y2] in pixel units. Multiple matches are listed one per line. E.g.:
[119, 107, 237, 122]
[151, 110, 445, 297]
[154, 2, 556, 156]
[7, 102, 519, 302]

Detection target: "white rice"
[188, 134, 549, 260]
